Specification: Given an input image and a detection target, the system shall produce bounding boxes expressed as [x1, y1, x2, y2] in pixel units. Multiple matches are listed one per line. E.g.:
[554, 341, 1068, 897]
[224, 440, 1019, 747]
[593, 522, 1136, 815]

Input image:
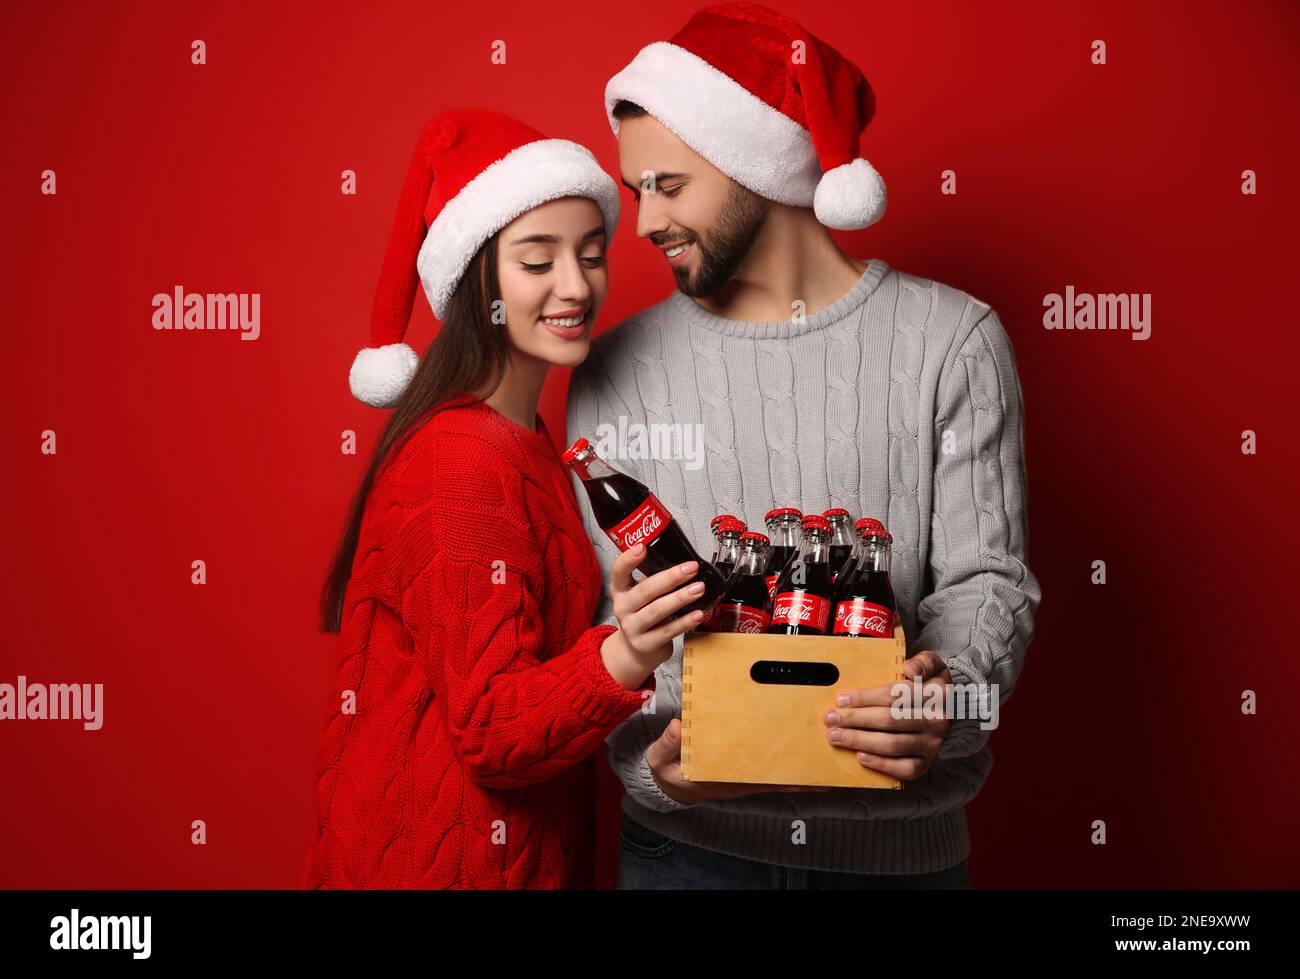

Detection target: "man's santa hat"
[349, 108, 620, 407]
[604, 1, 886, 231]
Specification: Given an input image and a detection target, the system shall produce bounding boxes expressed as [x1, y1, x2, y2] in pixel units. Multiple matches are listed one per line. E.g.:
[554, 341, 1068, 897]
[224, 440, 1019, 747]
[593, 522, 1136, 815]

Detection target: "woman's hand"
[600, 543, 711, 688]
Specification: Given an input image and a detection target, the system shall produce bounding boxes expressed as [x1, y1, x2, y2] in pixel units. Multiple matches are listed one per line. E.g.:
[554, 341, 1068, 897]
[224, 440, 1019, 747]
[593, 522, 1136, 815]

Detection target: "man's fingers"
[831, 683, 901, 709]
[828, 727, 933, 757]
[645, 717, 683, 771]
[903, 650, 949, 681]
[854, 752, 929, 780]
[826, 704, 930, 732]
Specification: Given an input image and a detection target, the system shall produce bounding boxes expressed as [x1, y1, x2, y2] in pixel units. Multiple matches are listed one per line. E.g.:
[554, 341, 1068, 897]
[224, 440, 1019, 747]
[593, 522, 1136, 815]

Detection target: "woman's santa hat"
[604, 1, 886, 231]
[350, 108, 621, 407]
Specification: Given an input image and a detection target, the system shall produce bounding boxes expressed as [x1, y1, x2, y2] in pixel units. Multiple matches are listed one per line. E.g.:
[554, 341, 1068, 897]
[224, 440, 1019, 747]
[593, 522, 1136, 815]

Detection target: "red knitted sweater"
[299, 395, 652, 889]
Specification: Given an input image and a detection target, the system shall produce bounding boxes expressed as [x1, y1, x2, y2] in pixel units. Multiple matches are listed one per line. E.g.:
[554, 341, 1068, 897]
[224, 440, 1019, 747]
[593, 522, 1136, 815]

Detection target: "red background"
[2, 0, 1297, 888]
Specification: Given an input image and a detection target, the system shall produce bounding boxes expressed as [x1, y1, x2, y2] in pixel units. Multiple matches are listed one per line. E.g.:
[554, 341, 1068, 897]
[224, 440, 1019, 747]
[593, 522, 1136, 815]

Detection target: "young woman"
[299, 109, 708, 889]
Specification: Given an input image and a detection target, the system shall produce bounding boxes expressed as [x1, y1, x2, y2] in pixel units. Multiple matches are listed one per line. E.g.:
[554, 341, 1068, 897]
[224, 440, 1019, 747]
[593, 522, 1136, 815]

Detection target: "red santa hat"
[350, 108, 621, 408]
[604, 1, 886, 231]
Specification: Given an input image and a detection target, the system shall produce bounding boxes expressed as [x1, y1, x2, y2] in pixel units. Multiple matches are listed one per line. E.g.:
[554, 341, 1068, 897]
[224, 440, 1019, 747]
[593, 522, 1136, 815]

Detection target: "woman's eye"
[580, 255, 606, 268]
[521, 262, 552, 274]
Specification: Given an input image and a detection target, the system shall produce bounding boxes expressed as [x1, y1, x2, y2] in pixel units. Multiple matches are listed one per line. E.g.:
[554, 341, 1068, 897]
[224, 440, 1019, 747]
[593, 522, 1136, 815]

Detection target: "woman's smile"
[539, 307, 591, 339]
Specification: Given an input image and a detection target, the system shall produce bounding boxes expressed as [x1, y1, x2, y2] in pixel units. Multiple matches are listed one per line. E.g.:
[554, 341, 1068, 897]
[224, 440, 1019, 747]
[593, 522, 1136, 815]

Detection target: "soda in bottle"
[831, 519, 897, 638]
[762, 507, 802, 601]
[710, 532, 773, 634]
[563, 438, 726, 619]
[823, 508, 856, 583]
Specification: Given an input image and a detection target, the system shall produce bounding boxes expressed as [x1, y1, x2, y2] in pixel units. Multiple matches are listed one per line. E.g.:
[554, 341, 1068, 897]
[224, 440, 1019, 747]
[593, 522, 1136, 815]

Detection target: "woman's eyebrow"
[507, 233, 560, 246]
[508, 227, 606, 247]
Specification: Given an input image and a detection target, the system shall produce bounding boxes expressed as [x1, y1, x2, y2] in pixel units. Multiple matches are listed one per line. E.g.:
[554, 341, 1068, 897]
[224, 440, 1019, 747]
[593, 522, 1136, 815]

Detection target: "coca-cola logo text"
[605, 494, 672, 552]
[715, 604, 770, 634]
[833, 600, 892, 637]
[771, 592, 830, 632]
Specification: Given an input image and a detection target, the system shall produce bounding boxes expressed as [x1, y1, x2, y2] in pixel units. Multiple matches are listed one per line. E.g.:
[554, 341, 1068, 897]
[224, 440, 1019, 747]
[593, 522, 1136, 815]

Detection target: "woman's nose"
[554, 255, 594, 303]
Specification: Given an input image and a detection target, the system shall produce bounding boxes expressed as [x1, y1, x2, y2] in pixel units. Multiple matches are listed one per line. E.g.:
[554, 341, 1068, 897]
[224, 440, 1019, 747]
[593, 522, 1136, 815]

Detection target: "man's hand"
[646, 718, 830, 804]
[822, 650, 954, 780]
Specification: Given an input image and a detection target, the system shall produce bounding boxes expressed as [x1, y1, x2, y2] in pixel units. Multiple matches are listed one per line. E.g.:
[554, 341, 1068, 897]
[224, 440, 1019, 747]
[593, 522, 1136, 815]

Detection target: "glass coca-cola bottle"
[711, 517, 746, 582]
[766, 515, 835, 636]
[709, 513, 738, 555]
[823, 508, 856, 583]
[831, 519, 897, 638]
[834, 516, 874, 589]
[709, 532, 773, 634]
[762, 507, 802, 601]
[699, 516, 747, 631]
[563, 438, 726, 618]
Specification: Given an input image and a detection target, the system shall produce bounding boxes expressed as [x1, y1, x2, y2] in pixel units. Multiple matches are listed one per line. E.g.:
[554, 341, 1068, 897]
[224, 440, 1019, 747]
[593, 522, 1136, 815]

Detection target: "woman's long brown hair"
[319, 237, 505, 633]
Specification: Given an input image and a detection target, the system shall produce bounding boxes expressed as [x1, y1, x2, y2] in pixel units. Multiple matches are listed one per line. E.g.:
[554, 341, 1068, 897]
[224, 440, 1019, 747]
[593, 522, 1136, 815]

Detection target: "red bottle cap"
[740, 531, 770, 547]
[855, 518, 892, 542]
[710, 514, 739, 530]
[717, 517, 746, 534]
[801, 515, 831, 533]
[823, 508, 851, 518]
[562, 438, 591, 466]
[764, 507, 802, 522]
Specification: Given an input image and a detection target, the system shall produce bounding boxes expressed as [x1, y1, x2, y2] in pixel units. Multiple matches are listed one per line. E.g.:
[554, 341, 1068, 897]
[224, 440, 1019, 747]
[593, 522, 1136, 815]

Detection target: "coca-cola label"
[606, 493, 672, 551]
[713, 603, 771, 634]
[771, 591, 831, 632]
[765, 574, 778, 599]
[833, 599, 894, 637]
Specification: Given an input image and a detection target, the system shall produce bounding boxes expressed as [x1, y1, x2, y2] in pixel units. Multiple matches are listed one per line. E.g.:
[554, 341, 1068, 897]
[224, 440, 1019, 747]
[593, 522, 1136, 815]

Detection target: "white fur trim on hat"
[814, 158, 888, 230]
[415, 139, 620, 320]
[604, 41, 821, 208]
[349, 342, 419, 408]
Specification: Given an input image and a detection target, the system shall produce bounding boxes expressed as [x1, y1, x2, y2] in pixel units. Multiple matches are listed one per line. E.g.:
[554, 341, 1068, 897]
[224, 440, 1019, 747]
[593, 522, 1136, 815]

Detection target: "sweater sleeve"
[401, 431, 654, 791]
[915, 309, 1042, 760]
[567, 356, 700, 813]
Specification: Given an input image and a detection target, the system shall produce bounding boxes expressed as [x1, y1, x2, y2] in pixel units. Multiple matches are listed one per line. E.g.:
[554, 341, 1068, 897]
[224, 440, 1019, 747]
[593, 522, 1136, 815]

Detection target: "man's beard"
[665, 183, 767, 298]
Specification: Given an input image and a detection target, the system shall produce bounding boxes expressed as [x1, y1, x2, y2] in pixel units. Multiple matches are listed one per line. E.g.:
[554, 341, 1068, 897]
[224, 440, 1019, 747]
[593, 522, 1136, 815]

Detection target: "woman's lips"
[538, 310, 590, 339]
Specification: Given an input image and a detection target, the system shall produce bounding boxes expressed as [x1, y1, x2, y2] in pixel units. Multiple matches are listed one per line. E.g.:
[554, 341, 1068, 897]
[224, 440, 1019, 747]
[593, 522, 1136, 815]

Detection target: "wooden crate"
[681, 622, 907, 789]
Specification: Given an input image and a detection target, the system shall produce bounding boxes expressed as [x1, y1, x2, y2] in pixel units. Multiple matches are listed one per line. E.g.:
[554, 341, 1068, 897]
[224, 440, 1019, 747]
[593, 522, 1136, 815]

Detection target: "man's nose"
[634, 192, 669, 241]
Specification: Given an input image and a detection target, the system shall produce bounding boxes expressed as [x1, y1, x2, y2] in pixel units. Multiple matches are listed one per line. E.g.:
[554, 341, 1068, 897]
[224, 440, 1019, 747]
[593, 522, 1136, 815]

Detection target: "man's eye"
[522, 262, 552, 274]
[661, 186, 682, 198]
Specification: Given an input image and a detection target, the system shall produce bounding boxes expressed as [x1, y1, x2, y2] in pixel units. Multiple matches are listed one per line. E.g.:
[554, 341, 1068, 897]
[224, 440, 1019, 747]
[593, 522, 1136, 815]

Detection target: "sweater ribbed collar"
[667, 257, 890, 340]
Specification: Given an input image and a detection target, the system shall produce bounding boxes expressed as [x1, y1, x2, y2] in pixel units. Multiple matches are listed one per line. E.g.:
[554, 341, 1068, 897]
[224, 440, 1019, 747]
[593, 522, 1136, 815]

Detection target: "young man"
[566, 2, 1041, 889]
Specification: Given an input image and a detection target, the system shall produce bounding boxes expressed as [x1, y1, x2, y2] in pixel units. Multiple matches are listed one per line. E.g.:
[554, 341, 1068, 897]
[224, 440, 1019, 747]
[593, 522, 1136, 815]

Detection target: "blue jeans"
[617, 813, 972, 890]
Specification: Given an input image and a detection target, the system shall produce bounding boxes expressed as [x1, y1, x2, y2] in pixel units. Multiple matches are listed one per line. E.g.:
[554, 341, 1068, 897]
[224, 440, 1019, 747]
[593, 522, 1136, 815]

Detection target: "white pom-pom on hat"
[349, 342, 419, 408]
[814, 158, 888, 231]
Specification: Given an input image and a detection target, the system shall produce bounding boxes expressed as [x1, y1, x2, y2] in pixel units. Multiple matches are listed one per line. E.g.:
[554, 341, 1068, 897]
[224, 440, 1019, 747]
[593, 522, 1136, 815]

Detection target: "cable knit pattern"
[566, 259, 1042, 874]
[300, 397, 651, 889]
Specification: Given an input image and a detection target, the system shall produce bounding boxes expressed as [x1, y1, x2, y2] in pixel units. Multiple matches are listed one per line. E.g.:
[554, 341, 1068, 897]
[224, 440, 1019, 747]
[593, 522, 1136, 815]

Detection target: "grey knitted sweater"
[565, 258, 1041, 874]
